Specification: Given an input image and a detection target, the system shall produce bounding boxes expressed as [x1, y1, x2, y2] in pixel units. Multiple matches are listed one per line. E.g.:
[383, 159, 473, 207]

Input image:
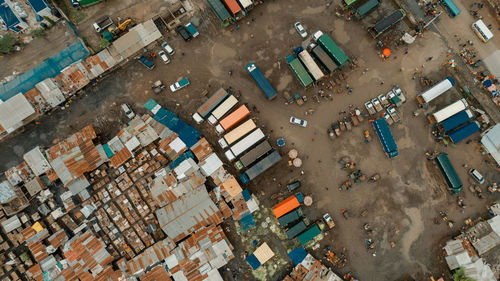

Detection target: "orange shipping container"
[223, 0, 241, 15]
[272, 195, 300, 218]
[217, 105, 250, 133]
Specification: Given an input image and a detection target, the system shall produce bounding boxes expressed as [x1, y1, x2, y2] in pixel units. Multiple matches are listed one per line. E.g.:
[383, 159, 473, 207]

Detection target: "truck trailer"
[373, 118, 398, 158]
[447, 121, 480, 144]
[285, 55, 314, 88]
[225, 129, 265, 161]
[368, 9, 406, 38]
[235, 140, 272, 170]
[192, 88, 229, 123]
[278, 207, 303, 226]
[295, 47, 325, 81]
[246, 63, 278, 100]
[314, 31, 349, 68]
[240, 150, 282, 184]
[416, 77, 455, 105]
[310, 44, 337, 73]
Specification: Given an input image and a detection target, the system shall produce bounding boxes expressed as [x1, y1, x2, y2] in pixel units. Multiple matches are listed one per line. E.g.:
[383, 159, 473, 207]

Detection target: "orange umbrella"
[383, 48, 391, 57]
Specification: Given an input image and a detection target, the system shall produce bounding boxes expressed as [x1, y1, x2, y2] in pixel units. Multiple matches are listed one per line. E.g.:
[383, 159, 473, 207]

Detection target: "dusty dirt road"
[0, 0, 499, 280]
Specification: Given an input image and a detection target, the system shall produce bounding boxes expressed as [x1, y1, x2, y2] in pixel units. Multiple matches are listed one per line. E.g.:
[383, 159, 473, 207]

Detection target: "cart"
[152, 80, 165, 94]
[344, 116, 352, 131]
[284, 91, 294, 104]
[351, 114, 360, 126]
[339, 180, 352, 191]
[332, 123, 341, 136]
[355, 108, 364, 122]
[369, 173, 381, 182]
[295, 94, 304, 106]
[339, 120, 346, 131]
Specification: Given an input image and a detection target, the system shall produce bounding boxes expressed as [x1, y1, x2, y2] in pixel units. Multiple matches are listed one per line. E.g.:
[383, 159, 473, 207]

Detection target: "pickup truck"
[365, 101, 376, 115]
[378, 93, 389, 107]
[392, 86, 406, 103]
[138, 56, 155, 70]
[323, 213, 335, 229]
[372, 98, 383, 112]
[383, 112, 393, 125]
[170, 77, 190, 92]
[387, 106, 400, 123]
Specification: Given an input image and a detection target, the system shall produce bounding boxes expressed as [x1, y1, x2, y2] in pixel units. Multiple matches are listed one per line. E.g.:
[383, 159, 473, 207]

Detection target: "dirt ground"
[0, 22, 78, 82]
[1, 0, 500, 280]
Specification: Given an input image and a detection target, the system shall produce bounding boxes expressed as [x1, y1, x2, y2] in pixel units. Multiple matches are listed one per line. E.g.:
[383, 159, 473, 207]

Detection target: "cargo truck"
[368, 9, 406, 38]
[225, 129, 265, 161]
[416, 77, 455, 105]
[295, 46, 325, 81]
[218, 119, 256, 149]
[312, 31, 349, 68]
[207, 95, 238, 124]
[246, 63, 278, 100]
[439, 110, 473, 133]
[192, 88, 229, 123]
[235, 140, 272, 170]
[447, 121, 480, 144]
[215, 105, 250, 134]
[240, 150, 282, 184]
[309, 43, 337, 73]
[185, 22, 199, 37]
[432, 99, 468, 123]
[286, 55, 314, 88]
[365, 101, 376, 115]
[278, 207, 303, 227]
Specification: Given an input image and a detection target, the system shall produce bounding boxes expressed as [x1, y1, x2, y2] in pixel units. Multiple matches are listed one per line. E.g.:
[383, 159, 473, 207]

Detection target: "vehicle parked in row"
[185, 22, 199, 37]
[290, 116, 308, 127]
[323, 213, 335, 229]
[170, 77, 190, 92]
[469, 169, 485, 184]
[387, 106, 400, 123]
[294, 22, 307, 38]
[383, 112, 393, 125]
[121, 104, 135, 119]
[93, 16, 113, 32]
[138, 56, 155, 70]
[176, 25, 191, 41]
[378, 94, 389, 107]
[392, 86, 406, 103]
[365, 101, 376, 115]
[158, 50, 170, 64]
[161, 41, 175, 55]
[372, 98, 383, 112]
[332, 122, 341, 136]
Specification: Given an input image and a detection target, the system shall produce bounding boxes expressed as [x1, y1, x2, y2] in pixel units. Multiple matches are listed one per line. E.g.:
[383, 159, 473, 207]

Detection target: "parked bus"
[441, 0, 461, 17]
[435, 153, 463, 194]
[295, 47, 325, 81]
[235, 140, 272, 170]
[215, 105, 250, 134]
[218, 119, 256, 149]
[207, 95, 238, 125]
[225, 128, 265, 161]
[472, 19, 494, 42]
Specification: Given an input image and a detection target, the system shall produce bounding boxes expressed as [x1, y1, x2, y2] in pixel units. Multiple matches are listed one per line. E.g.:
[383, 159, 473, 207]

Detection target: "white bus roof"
[474, 20, 493, 39]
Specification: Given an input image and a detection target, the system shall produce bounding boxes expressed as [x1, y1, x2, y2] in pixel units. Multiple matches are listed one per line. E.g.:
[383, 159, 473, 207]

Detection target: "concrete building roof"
[24, 146, 52, 176]
[156, 184, 223, 242]
[1, 215, 21, 233]
[466, 220, 500, 255]
[35, 78, 65, 108]
[25, 177, 45, 197]
[0, 93, 36, 133]
[481, 124, 500, 166]
[199, 153, 223, 177]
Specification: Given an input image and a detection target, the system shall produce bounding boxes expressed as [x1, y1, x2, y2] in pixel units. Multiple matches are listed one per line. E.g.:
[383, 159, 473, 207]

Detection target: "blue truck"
[439, 110, 473, 133]
[240, 150, 282, 184]
[372, 118, 398, 158]
[138, 56, 155, 70]
[246, 63, 277, 100]
[448, 121, 480, 144]
[185, 22, 199, 38]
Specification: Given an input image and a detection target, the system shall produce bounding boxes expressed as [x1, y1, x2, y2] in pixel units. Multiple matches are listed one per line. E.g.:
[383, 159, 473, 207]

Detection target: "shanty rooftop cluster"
[0, 100, 263, 281]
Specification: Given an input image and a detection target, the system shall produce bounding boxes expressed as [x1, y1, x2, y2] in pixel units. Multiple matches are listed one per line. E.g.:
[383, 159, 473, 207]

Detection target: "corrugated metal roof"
[1, 215, 21, 233]
[0, 93, 36, 133]
[253, 242, 274, 264]
[156, 185, 223, 242]
[109, 20, 162, 60]
[0, 180, 15, 203]
[24, 146, 52, 176]
[199, 153, 223, 176]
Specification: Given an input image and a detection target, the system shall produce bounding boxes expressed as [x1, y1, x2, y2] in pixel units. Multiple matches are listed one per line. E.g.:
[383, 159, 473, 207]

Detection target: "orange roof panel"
[218, 105, 250, 131]
[223, 0, 241, 15]
[272, 195, 300, 218]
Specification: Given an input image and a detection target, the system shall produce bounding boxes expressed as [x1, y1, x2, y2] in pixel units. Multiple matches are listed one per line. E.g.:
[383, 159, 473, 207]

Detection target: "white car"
[121, 104, 135, 119]
[290, 116, 307, 127]
[161, 41, 175, 55]
[312, 30, 323, 41]
[158, 51, 170, 64]
[294, 22, 307, 38]
[469, 169, 485, 184]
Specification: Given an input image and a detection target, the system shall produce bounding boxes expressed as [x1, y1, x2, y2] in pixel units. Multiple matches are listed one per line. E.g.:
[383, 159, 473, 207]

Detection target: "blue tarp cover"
[0, 0, 20, 29]
[288, 247, 307, 265]
[168, 151, 195, 170]
[144, 99, 159, 112]
[0, 40, 89, 101]
[246, 254, 261, 270]
[240, 213, 256, 231]
[27, 0, 49, 13]
[242, 189, 251, 201]
[373, 118, 398, 158]
[153, 108, 200, 147]
[448, 122, 480, 143]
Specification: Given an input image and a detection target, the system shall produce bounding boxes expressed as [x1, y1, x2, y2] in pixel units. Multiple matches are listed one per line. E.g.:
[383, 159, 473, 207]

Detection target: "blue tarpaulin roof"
[0, 0, 20, 29]
[168, 151, 195, 170]
[240, 213, 256, 231]
[245, 254, 261, 270]
[0, 40, 89, 101]
[288, 247, 307, 265]
[439, 110, 472, 132]
[373, 118, 398, 158]
[102, 144, 114, 158]
[448, 121, 480, 144]
[153, 108, 200, 147]
[242, 189, 251, 201]
[27, 0, 49, 13]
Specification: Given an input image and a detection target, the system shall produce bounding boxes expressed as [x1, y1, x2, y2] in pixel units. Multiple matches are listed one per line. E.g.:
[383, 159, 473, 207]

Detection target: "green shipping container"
[278, 208, 303, 227]
[77, 0, 101, 7]
[286, 220, 307, 239]
[297, 224, 321, 245]
[317, 34, 349, 68]
[285, 55, 313, 88]
[356, 0, 380, 19]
